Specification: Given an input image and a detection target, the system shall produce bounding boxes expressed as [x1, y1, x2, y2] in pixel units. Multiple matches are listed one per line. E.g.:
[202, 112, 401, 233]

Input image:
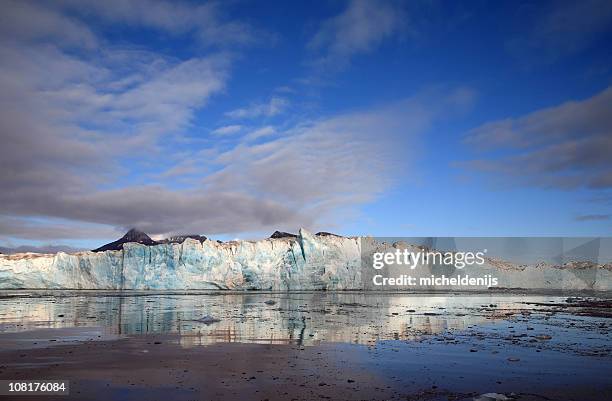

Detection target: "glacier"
[1, 229, 610, 290]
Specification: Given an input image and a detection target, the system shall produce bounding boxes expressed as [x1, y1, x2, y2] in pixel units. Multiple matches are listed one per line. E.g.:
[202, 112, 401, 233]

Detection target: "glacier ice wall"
[1, 229, 610, 290]
[0, 230, 361, 290]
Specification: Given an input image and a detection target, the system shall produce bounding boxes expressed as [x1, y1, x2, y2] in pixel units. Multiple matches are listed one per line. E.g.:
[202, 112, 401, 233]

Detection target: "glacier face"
[0, 229, 610, 290]
[0, 229, 362, 290]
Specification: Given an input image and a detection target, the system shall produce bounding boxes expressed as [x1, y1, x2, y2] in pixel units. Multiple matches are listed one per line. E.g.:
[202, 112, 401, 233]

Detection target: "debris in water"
[473, 393, 511, 401]
[194, 315, 221, 325]
[535, 334, 552, 340]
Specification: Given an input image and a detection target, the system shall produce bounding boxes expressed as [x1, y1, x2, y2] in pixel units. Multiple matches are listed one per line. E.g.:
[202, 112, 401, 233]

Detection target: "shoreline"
[2, 288, 612, 297]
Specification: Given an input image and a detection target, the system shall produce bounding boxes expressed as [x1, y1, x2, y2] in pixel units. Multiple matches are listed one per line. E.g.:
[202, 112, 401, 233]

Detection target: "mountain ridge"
[92, 229, 343, 252]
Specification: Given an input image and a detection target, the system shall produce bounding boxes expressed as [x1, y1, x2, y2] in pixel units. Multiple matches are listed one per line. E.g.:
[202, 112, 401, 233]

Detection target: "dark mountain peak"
[315, 231, 343, 237]
[158, 235, 208, 244]
[122, 228, 153, 243]
[92, 228, 157, 252]
[270, 231, 298, 239]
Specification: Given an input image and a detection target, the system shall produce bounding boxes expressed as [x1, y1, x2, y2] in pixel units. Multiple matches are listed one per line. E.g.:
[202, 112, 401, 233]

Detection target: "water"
[0, 291, 610, 400]
[0, 291, 608, 347]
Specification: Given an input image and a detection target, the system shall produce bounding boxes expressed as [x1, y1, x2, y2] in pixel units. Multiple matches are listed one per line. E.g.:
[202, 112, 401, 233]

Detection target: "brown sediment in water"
[0, 332, 610, 401]
[0, 335, 399, 401]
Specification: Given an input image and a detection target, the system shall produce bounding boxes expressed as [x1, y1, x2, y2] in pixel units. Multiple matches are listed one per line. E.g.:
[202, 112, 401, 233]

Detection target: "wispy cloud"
[507, 0, 612, 62]
[243, 126, 276, 142]
[462, 86, 612, 191]
[0, 1, 484, 242]
[225, 97, 289, 119]
[0, 1, 241, 240]
[56, 0, 268, 47]
[0, 0, 98, 48]
[575, 214, 610, 222]
[309, 0, 407, 69]
[211, 125, 243, 135]
[0, 245, 86, 255]
[2, 58, 467, 241]
[0, 217, 121, 241]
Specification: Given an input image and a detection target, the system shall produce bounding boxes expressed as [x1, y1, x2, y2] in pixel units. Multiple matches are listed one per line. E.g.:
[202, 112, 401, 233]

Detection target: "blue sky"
[0, 0, 611, 250]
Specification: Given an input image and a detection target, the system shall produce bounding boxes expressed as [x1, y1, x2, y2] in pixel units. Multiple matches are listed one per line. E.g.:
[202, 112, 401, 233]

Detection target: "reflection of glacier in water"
[0, 291, 567, 347]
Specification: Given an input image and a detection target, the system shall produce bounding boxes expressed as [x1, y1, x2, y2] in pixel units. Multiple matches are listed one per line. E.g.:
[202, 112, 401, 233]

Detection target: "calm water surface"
[0, 291, 608, 348]
[0, 291, 610, 400]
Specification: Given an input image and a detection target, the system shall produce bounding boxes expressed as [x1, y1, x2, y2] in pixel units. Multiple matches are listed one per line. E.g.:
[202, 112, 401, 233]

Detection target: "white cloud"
[211, 125, 243, 135]
[243, 126, 276, 141]
[226, 97, 289, 119]
[309, 0, 407, 68]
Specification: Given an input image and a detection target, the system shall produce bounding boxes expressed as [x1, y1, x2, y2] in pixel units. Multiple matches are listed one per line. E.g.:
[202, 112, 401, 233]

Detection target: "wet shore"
[0, 291, 610, 400]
